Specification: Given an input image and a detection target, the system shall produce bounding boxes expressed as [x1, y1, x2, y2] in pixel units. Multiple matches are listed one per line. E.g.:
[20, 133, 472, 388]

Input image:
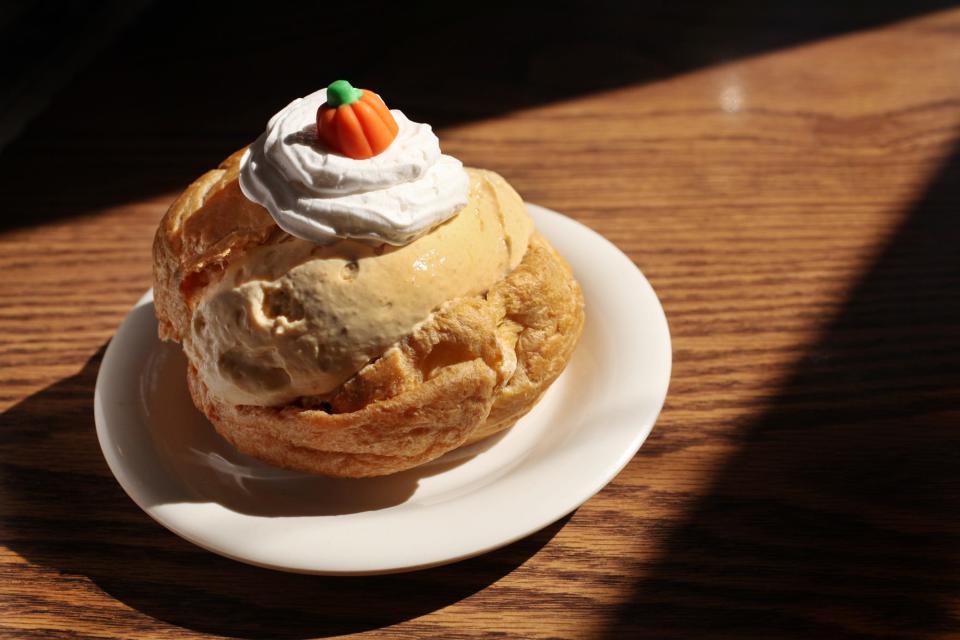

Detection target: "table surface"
[2, 3, 959, 638]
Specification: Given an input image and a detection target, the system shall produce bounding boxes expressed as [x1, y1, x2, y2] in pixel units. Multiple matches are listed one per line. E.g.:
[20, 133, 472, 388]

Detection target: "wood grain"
[2, 3, 959, 638]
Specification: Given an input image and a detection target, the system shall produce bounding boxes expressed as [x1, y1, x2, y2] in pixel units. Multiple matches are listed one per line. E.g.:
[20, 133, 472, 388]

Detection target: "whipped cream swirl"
[239, 87, 469, 245]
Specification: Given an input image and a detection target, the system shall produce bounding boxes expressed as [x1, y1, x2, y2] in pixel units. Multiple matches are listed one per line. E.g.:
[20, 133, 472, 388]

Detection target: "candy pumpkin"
[317, 80, 399, 159]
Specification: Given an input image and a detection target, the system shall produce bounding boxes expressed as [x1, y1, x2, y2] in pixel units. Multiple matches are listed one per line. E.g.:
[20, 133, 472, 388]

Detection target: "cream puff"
[153, 81, 584, 477]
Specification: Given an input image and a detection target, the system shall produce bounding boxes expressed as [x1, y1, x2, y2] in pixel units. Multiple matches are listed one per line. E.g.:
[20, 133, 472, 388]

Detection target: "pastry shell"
[153, 150, 585, 477]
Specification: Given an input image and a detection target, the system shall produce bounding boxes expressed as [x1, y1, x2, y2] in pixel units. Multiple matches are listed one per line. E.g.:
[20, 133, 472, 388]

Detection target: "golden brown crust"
[155, 151, 585, 477]
[153, 149, 275, 341]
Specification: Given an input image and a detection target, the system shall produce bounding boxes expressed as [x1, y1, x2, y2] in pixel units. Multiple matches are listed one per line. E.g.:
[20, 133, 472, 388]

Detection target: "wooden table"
[2, 3, 959, 638]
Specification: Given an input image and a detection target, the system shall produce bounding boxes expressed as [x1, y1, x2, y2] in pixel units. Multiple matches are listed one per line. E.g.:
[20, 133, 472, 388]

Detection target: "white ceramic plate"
[94, 205, 671, 575]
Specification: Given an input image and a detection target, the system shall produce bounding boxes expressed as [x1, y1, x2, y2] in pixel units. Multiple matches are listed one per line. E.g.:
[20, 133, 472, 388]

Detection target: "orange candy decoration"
[317, 80, 399, 160]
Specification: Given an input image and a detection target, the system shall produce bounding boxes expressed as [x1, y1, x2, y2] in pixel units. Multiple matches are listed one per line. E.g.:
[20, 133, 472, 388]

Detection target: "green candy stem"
[326, 79, 363, 107]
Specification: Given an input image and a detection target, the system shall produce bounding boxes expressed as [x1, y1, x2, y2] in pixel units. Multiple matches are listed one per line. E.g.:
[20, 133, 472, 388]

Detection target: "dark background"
[1, 0, 954, 227]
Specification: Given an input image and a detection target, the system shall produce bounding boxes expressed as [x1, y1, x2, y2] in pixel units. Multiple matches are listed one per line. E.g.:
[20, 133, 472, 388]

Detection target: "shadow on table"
[1, 0, 955, 231]
[0, 348, 570, 638]
[601, 149, 960, 636]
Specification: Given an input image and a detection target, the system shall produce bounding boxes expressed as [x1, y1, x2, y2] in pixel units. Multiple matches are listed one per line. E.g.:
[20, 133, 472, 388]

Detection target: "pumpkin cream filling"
[184, 168, 532, 407]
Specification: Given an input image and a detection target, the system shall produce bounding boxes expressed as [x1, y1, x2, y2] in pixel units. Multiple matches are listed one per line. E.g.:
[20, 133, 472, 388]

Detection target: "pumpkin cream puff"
[153, 81, 584, 477]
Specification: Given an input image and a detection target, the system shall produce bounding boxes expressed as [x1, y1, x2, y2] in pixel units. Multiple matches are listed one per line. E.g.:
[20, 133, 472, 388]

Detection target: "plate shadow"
[1, 348, 571, 638]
